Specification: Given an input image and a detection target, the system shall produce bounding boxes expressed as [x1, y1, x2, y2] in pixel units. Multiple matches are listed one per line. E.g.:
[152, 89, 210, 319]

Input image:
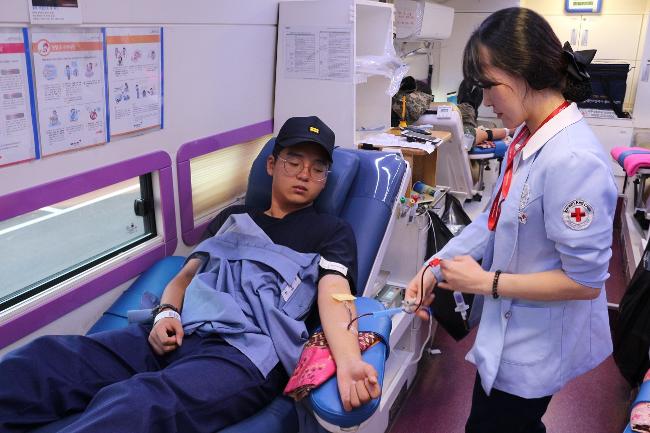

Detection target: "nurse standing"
[405, 7, 617, 433]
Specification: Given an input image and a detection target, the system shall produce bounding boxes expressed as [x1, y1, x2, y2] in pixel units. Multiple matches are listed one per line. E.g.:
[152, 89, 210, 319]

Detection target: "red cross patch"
[562, 199, 594, 230]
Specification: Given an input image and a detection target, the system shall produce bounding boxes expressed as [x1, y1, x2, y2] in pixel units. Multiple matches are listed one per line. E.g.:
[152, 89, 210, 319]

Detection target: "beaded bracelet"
[492, 270, 502, 299]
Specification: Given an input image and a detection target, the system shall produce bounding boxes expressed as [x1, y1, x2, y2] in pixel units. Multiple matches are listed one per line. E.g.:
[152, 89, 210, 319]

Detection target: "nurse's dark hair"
[463, 7, 586, 102]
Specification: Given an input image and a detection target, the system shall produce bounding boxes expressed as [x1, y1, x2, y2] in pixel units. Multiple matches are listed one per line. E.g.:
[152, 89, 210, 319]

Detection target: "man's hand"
[404, 264, 437, 320]
[438, 255, 491, 295]
[148, 317, 184, 355]
[336, 359, 381, 412]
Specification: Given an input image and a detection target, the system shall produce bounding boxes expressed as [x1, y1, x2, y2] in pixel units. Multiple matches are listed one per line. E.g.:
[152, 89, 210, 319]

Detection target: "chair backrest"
[246, 138, 360, 217]
[245, 139, 407, 295]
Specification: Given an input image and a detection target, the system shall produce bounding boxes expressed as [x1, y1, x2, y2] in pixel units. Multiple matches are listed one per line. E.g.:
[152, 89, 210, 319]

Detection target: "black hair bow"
[563, 42, 596, 82]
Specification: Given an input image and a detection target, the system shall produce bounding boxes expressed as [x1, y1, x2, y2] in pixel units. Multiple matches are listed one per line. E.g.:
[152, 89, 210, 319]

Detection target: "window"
[189, 134, 270, 222]
[0, 175, 156, 311]
[177, 120, 273, 246]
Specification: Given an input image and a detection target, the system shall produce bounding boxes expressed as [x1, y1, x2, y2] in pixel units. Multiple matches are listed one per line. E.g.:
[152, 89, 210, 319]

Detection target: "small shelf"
[585, 116, 634, 127]
[356, 2, 393, 58]
[275, 0, 395, 149]
[389, 310, 413, 351]
[356, 75, 392, 132]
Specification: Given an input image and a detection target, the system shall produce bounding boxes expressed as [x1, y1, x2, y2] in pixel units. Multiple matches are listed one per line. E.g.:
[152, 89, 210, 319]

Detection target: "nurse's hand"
[404, 264, 437, 320]
[438, 256, 491, 295]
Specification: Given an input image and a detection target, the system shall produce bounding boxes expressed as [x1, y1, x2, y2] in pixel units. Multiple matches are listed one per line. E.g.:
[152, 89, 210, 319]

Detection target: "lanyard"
[487, 100, 570, 231]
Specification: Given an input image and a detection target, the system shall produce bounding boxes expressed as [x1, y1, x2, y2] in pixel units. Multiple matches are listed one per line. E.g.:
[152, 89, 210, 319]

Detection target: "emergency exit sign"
[566, 0, 602, 13]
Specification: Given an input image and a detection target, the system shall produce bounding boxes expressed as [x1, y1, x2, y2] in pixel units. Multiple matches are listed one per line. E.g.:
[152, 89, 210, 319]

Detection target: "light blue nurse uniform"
[428, 103, 617, 398]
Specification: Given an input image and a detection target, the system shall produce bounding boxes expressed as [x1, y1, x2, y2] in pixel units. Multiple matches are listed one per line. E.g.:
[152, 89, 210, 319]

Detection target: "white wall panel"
[0, 0, 283, 342]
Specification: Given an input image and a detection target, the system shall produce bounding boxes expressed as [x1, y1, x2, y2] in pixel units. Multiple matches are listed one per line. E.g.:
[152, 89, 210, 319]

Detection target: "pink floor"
[387, 223, 633, 433]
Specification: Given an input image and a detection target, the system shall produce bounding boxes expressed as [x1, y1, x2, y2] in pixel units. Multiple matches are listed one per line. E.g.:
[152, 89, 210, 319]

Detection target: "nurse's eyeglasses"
[276, 155, 330, 182]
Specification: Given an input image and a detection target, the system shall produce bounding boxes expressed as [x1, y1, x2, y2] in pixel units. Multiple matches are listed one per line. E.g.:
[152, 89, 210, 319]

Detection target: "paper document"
[29, 0, 82, 25]
[283, 26, 352, 81]
[359, 132, 439, 154]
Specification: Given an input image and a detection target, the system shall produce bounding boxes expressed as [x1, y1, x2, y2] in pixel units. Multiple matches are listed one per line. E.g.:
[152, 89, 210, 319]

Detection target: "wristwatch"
[486, 129, 494, 141]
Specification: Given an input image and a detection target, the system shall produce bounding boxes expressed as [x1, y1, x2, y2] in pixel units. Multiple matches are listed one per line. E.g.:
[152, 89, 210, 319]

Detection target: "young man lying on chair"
[0, 116, 380, 433]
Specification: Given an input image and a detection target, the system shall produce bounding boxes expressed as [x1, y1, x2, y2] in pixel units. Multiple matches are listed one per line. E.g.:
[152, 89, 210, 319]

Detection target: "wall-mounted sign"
[105, 27, 164, 138]
[28, 0, 83, 25]
[0, 28, 39, 167]
[32, 29, 107, 156]
[565, 0, 602, 14]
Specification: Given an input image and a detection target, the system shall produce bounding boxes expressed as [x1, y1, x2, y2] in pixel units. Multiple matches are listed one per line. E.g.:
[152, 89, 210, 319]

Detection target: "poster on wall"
[28, 0, 83, 25]
[283, 26, 352, 81]
[0, 29, 39, 167]
[32, 29, 107, 156]
[105, 27, 163, 138]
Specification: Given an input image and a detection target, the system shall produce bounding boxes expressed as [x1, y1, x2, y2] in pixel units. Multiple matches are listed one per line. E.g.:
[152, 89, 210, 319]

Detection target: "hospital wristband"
[154, 310, 181, 325]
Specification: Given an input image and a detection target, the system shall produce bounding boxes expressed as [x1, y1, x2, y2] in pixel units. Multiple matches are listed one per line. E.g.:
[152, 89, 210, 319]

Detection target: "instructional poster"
[283, 26, 352, 81]
[106, 27, 163, 138]
[0, 29, 38, 167]
[32, 30, 107, 156]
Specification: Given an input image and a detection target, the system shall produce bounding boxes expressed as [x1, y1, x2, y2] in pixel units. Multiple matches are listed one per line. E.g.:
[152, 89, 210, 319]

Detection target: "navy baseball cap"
[276, 116, 335, 162]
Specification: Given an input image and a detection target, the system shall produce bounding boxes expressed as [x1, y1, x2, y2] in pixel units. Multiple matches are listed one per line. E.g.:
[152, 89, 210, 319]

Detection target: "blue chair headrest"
[245, 138, 360, 216]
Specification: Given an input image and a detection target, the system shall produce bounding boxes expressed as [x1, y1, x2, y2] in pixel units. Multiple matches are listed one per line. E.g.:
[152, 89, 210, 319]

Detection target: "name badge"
[281, 276, 301, 301]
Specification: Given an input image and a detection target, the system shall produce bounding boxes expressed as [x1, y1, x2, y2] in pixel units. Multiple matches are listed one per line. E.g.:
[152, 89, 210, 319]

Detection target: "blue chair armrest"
[469, 140, 507, 158]
[632, 378, 650, 411]
[309, 297, 391, 428]
[623, 379, 650, 433]
[493, 140, 507, 158]
[88, 256, 186, 334]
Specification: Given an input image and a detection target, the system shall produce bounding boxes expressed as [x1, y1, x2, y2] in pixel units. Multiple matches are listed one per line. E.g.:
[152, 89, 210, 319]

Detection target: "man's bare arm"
[147, 258, 202, 355]
[318, 274, 381, 411]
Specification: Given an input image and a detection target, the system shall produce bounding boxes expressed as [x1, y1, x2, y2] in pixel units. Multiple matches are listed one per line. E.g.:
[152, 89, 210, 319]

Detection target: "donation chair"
[468, 140, 507, 199]
[31, 138, 409, 433]
[611, 146, 650, 230]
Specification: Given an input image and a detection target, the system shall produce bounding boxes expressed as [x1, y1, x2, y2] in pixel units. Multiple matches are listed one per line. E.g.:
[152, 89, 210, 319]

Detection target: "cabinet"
[586, 117, 634, 180]
[274, 0, 394, 149]
[545, 15, 642, 61]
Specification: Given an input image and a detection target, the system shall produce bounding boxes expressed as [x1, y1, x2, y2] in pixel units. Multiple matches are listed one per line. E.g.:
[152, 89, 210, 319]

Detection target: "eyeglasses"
[276, 155, 330, 182]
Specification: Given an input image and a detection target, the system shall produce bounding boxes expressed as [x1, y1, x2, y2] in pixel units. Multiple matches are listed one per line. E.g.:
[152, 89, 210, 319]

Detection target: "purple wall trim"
[0, 245, 166, 348]
[2, 152, 168, 222]
[177, 120, 273, 246]
[158, 165, 178, 254]
[0, 152, 177, 348]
